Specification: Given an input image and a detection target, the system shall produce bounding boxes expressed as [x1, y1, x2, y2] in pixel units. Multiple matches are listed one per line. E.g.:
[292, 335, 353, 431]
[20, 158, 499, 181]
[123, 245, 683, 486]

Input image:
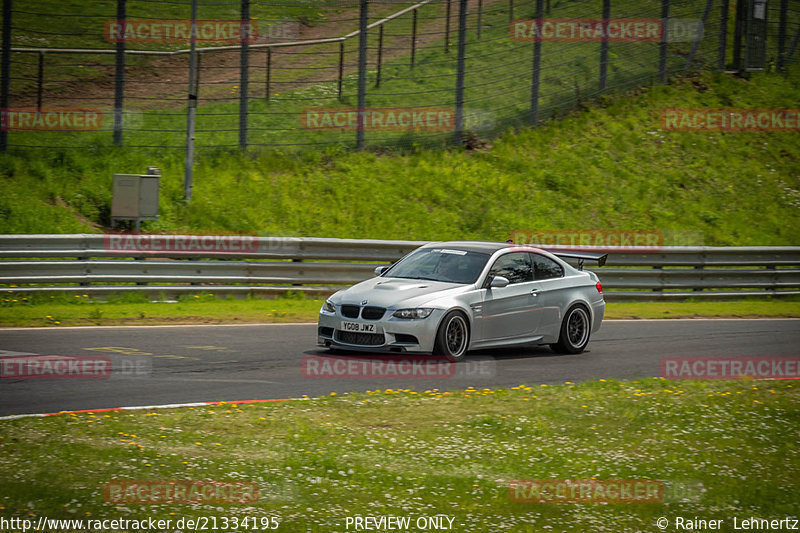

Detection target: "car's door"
[479, 252, 543, 341]
[528, 253, 568, 336]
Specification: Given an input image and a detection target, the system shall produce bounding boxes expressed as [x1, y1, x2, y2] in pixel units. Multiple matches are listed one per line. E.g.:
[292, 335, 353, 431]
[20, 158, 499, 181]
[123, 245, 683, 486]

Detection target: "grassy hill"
[0, 66, 799, 245]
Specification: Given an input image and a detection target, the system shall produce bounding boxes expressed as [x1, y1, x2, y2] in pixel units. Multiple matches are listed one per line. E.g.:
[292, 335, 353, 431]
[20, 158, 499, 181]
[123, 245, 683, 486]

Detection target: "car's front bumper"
[317, 308, 444, 353]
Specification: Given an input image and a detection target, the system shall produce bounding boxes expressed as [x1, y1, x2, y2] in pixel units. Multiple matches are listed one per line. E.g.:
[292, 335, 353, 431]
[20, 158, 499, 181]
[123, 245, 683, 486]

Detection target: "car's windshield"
[384, 248, 490, 284]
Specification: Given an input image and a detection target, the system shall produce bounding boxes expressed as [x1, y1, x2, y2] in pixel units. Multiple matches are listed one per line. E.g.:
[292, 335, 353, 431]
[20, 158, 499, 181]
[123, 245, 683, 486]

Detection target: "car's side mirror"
[489, 275, 510, 288]
[374, 265, 388, 276]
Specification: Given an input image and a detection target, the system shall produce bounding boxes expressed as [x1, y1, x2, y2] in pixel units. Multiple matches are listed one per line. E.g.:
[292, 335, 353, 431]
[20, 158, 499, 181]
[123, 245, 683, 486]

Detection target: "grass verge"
[1, 293, 798, 327]
[0, 379, 797, 531]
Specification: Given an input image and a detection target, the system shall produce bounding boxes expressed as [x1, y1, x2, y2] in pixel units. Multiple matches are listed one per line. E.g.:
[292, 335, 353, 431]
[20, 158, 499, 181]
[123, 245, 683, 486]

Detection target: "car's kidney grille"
[361, 306, 386, 320]
[335, 330, 385, 346]
[341, 305, 360, 319]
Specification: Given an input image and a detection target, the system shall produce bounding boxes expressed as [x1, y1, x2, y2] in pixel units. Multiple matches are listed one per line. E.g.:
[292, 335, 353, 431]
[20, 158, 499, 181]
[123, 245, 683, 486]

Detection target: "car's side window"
[531, 253, 564, 280]
[489, 252, 533, 285]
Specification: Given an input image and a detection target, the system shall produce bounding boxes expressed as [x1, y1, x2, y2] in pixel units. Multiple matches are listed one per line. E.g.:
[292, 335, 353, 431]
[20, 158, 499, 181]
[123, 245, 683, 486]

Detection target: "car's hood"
[334, 276, 472, 308]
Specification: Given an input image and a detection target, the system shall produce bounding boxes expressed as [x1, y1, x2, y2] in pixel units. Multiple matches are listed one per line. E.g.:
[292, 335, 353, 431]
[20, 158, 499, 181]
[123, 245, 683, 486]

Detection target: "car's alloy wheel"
[550, 304, 591, 354]
[435, 311, 469, 362]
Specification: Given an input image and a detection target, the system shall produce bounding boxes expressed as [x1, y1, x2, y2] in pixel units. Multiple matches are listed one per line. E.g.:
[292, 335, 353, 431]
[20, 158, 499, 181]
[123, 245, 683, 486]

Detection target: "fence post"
[184, 0, 199, 203]
[477, 0, 482, 40]
[195, 51, 202, 98]
[375, 24, 384, 88]
[599, 0, 610, 91]
[36, 52, 44, 112]
[732, 0, 744, 71]
[445, 0, 451, 52]
[338, 41, 344, 99]
[113, 0, 126, 146]
[778, 0, 788, 70]
[660, 0, 669, 81]
[454, 0, 468, 145]
[265, 48, 271, 101]
[685, 0, 714, 71]
[718, 0, 729, 70]
[509, 0, 514, 23]
[239, 0, 250, 150]
[356, 0, 368, 149]
[531, 0, 543, 125]
[411, 9, 418, 66]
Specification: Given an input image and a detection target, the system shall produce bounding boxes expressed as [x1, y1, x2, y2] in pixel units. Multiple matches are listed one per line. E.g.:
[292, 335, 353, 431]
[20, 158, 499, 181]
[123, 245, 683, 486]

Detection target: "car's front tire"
[434, 310, 470, 363]
[550, 304, 591, 354]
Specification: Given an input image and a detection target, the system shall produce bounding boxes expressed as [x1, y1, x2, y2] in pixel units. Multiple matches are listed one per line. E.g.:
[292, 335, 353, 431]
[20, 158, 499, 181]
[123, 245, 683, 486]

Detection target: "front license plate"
[340, 321, 377, 333]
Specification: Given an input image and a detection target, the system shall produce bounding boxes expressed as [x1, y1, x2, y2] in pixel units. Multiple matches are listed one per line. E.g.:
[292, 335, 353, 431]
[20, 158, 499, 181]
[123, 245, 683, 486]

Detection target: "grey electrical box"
[111, 173, 160, 227]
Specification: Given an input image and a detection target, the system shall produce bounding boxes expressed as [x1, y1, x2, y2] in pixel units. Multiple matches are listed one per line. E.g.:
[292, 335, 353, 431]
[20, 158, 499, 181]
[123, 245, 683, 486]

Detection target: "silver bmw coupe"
[317, 241, 606, 362]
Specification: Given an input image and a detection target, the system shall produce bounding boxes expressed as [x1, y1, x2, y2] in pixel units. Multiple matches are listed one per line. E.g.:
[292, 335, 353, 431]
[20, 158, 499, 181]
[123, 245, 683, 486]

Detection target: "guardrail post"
[660, 0, 669, 81]
[694, 265, 703, 291]
[356, 0, 368, 149]
[411, 9, 418, 66]
[265, 48, 271, 101]
[113, 0, 126, 146]
[445, 0, 451, 53]
[599, 0, 610, 91]
[718, 0, 729, 70]
[239, 0, 250, 150]
[531, 0, 543, 125]
[375, 25, 384, 88]
[778, 0, 788, 70]
[36, 52, 44, 112]
[454, 0, 468, 145]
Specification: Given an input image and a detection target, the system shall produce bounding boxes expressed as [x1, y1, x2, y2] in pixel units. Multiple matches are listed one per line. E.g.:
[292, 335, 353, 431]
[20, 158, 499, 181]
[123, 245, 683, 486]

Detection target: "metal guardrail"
[1, 235, 799, 301]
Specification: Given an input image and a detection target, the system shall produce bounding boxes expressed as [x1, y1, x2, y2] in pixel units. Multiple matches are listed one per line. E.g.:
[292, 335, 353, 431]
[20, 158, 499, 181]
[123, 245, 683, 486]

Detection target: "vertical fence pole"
[477, 0, 482, 40]
[195, 51, 202, 98]
[454, 0, 468, 145]
[239, 0, 250, 150]
[265, 47, 271, 101]
[685, 0, 714, 71]
[113, 0, 126, 146]
[509, 0, 514, 23]
[531, 0, 543, 125]
[338, 40, 344, 99]
[718, 0, 729, 70]
[411, 9, 418, 66]
[375, 24, 384, 88]
[599, 0, 610, 91]
[732, 0, 744, 71]
[546, 0, 551, 14]
[0, 0, 10, 152]
[778, 0, 788, 70]
[445, 0, 451, 52]
[356, 0, 368, 149]
[36, 52, 44, 112]
[184, 0, 198, 203]
[660, 0, 669, 81]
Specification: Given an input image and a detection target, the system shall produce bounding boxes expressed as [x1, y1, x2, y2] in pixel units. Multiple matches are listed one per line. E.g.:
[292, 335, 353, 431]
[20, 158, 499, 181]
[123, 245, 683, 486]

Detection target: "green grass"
[1, 292, 798, 327]
[0, 380, 797, 531]
[1, 67, 799, 244]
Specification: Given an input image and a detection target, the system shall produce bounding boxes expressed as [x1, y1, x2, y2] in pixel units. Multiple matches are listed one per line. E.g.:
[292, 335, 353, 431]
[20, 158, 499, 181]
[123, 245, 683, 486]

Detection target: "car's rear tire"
[550, 304, 591, 354]
[434, 311, 470, 363]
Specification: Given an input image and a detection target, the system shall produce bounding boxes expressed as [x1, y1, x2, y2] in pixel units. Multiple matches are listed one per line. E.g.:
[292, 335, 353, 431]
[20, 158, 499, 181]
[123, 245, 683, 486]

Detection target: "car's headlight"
[322, 300, 336, 313]
[392, 308, 434, 319]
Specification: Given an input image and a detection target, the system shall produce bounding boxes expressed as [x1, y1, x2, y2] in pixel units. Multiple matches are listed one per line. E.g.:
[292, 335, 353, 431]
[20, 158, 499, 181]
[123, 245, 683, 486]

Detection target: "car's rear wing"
[549, 251, 608, 270]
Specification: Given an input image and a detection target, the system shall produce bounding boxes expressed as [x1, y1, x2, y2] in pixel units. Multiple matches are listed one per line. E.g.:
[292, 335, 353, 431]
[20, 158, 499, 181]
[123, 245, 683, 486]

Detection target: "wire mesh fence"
[0, 0, 797, 154]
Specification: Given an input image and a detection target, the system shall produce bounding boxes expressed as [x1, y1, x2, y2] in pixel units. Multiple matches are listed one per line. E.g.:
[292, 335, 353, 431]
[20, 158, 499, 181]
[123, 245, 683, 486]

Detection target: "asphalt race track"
[0, 319, 798, 416]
